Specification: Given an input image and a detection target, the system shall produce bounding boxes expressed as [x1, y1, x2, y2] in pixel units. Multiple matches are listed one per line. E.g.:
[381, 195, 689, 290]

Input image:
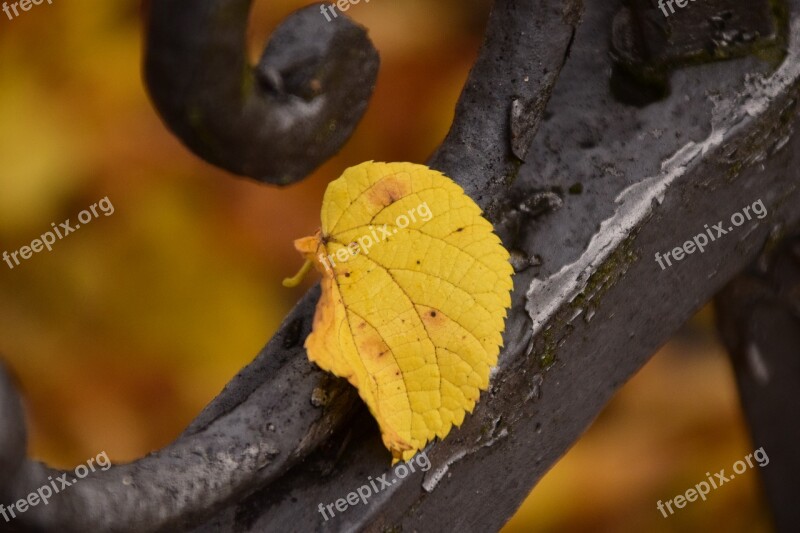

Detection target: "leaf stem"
[283, 258, 314, 287]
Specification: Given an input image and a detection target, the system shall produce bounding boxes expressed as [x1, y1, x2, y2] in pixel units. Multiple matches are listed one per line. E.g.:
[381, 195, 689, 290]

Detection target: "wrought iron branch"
[3, 0, 800, 532]
[1, 0, 581, 530]
[144, 1, 380, 185]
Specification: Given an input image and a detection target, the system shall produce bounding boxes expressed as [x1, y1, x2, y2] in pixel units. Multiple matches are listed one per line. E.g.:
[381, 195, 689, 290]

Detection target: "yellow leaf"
[285, 162, 513, 462]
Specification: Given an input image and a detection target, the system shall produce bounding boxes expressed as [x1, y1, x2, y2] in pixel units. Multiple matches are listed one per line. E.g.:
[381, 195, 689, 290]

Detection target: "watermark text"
[318, 451, 431, 521]
[655, 199, 767, 270]
[3, 196, 115, 270]
[1, 451, 111, 523]
[656, 446, 769, 518]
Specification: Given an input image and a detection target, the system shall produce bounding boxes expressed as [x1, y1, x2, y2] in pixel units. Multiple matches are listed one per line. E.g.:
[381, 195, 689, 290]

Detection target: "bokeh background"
[0, 1, 772, 531]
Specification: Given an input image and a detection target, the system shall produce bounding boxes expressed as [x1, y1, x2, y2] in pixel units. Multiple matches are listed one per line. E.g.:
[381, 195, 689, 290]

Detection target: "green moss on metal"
[538, 328, 556, 368]
[506, 158, 523, 187]
[568, 183, 583, 195]
[531, 235, 639, 371]
[756, 0, 790, 67]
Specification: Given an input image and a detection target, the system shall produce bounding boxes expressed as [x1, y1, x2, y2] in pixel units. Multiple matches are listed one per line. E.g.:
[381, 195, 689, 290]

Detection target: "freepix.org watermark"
[2, 196, 114, 270]
[318, 451, 431, 521]
[656, 447, 769, 518]
[319, 201, 433, 272]
[0, 451, 111, 523]
[657, 0, 695, 18]
[319, 0, 371, 22]
[655, 199, 767, 270]
[2, 0, 53, 22]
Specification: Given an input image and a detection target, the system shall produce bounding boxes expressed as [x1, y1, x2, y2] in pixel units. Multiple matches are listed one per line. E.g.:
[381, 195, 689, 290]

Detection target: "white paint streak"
[746, 343, 771, 386]
[525, 18, 800, 338]
[422, 428, 508, 493]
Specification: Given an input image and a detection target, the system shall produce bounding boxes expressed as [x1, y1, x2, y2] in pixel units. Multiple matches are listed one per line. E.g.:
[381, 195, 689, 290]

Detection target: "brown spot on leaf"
[366, 176, 411, 208]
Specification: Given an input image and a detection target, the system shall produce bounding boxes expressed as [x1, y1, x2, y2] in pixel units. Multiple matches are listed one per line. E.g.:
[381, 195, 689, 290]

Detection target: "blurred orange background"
[0, 1, 771, 531]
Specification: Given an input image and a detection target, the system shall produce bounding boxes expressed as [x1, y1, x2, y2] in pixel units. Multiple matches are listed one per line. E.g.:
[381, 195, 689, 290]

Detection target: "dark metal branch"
[0, 289, 358, 532]
[143, 1, 379, 185]
[4, 0, 800, 531]
[429, 0, 583, 217]
[1, 1, 584, 530]
[0, 361, 26, 502]
[199, 1, 800, 530]
[716, 232, 800, 531]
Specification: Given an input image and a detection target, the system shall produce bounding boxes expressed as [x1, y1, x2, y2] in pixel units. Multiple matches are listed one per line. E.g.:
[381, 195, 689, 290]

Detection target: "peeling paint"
[422, 427, 509, 493]
[525, 17, 800, 339]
